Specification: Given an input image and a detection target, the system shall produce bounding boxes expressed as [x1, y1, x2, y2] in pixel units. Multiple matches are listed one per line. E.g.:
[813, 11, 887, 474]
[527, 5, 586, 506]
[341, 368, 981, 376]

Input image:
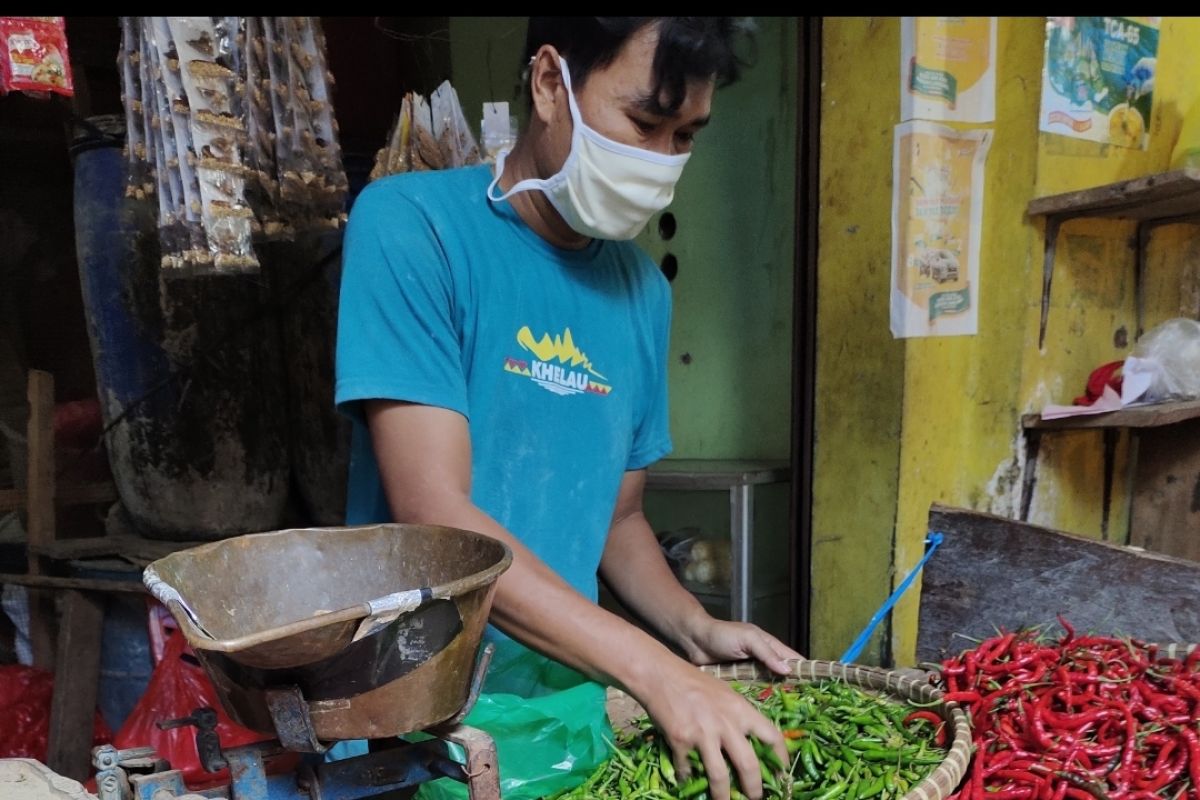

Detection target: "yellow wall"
[815, 17, 1200, 666]
[812, 18, 906, 664]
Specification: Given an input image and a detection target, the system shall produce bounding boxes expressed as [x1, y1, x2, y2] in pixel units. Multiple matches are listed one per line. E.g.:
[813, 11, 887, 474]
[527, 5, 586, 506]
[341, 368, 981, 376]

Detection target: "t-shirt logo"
[503, 326, 613, 397]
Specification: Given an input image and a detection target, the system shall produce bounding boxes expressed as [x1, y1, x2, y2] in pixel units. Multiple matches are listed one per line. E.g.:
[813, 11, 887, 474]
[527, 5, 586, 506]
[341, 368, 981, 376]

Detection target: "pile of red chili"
[940, 619, 1199, 800]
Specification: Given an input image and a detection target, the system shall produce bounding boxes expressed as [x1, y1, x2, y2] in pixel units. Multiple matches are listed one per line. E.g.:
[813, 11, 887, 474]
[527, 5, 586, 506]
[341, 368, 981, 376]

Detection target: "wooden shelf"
[27, 534, 205, 568]
[1026, 170, 1200, 349]
[1021, 172, 1200, 543]
[1028, 169, 1200, 223]
[1023, 399, 1200, 431]
[0, 481, 117, 514]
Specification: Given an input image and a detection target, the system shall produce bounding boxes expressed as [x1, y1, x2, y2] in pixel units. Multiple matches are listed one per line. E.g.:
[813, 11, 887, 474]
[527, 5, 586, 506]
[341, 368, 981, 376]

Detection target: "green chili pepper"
[659, 748, 676, 787]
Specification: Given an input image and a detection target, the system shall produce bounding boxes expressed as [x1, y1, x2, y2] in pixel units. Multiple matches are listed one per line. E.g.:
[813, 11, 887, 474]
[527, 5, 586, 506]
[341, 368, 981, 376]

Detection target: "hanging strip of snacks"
[118, 17, 349, 274]
[368, 79, 482, 181]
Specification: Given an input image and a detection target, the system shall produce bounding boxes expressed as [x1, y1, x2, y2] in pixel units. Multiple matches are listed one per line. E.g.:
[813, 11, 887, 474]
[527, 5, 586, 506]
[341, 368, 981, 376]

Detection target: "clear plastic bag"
[1124, 317, 1200, 403]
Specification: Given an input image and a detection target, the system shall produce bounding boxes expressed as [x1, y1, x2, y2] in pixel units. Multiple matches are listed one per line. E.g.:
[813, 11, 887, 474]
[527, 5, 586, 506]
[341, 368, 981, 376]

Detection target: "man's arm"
[599, 469, 801, 669]
[367, 400, 789, 800]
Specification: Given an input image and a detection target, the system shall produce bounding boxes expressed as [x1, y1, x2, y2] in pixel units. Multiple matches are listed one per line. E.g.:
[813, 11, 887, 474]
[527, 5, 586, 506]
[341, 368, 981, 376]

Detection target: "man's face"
[536, 24, 715, 174]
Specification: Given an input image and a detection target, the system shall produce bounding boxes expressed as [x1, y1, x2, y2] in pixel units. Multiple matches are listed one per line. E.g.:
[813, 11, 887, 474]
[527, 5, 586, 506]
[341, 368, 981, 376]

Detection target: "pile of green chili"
[546, 678, 949, 800]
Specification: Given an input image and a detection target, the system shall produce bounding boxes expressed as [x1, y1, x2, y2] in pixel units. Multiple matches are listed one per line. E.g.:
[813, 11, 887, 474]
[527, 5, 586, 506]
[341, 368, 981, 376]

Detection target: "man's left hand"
[684, 617, 804, 674]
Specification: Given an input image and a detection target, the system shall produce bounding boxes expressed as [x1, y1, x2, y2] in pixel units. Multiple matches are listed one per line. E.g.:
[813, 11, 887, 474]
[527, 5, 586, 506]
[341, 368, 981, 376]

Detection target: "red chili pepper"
[972, 740, 987, 800]
[1041, 706, 1117, 729]
[904, 710, 948, 747]
[1180, 726, 1200, 792]
[941, 622, 1200, 800]
[1057, 615, 1075, 645]
[985, 632, 1018, 664]
[944, 690, 984, 704]
[984, 750, 1017, 776]
[756, 686, 774, 701]
[1013, 661, 1050, 685]
[1136, 745, 1186, 791]
[1164, 675, 1200, 702]
[1029, 693, 1067, 753]
[993, 768, 1043, 786]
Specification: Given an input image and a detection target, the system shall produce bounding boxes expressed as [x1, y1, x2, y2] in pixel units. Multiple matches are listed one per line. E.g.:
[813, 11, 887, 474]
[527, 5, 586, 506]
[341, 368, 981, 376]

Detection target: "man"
[335, 17, 802, 800]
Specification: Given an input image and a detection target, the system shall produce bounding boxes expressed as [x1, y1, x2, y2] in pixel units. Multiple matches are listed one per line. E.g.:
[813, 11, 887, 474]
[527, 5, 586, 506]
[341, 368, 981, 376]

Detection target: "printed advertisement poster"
[1039, 17, 1160, 149]
[891, 121, 992, 339]
[901, 17, 996, 123]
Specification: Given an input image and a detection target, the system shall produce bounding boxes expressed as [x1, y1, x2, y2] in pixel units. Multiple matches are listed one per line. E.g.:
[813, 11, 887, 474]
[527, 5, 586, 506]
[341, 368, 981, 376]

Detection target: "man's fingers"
[723, 732, 765, 800]
[699, 739, 736, 800]
[746, 708, 789, 776]
[743, 631, 793, 673]
[667, 734, 693, 782]
[770, 634, 805, 662]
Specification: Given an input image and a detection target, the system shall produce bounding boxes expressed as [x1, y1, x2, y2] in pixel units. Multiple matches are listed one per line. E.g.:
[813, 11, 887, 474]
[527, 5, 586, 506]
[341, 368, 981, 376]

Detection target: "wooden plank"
[0, 481, 119, 513]
[25, 369, 56, 669]
[1027, 169, 1200, 221]
[1022, 398, 1200, 430]
[1130, 420, 1200, 563]
[0, 573, 147, 593]
[29, 534, 205, 564]
[917, 504, 1200, 663]
[46, 590, 104, 781]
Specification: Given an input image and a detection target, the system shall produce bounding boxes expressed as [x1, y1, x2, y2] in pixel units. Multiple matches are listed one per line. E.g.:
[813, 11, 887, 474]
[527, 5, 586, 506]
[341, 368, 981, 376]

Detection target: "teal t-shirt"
[334, 163, 673, 650]
[332, 166, 673, 796]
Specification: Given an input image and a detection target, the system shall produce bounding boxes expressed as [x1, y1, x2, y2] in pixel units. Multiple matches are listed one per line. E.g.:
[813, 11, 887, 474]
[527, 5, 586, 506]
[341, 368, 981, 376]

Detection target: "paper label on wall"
[891, 121, 992, 339]
[900, 17, 996, 123]
[1039, 17, 1160, 149]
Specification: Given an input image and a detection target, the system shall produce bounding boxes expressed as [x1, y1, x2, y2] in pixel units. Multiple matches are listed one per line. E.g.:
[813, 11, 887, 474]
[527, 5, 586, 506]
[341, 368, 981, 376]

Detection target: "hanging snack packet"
[0, 17, 73, 97]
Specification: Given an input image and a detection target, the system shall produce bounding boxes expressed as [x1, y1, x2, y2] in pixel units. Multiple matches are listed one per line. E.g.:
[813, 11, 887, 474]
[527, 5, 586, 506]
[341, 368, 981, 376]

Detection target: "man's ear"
[529, 45, 565, 126]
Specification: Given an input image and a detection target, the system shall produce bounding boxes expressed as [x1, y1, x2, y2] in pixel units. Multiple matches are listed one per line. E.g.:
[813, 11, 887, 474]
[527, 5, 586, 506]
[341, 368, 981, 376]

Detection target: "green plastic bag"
[417, 640, 612, 800]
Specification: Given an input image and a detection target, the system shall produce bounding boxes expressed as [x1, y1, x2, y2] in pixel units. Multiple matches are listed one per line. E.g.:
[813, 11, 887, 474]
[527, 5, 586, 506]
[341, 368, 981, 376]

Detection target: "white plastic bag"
[1123, 317, 1200, 403]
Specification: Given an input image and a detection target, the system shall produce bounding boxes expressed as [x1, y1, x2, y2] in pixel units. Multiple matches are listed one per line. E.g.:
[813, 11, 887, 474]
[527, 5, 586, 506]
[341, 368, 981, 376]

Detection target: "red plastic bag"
[0, 17, 73, 97]
[0, 664, 111, 760]
[113, 630, 273, 789]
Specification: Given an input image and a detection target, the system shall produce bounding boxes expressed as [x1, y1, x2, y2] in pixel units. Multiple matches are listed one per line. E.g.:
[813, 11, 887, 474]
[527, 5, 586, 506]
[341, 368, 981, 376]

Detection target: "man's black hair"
[523, 17, 748, 115]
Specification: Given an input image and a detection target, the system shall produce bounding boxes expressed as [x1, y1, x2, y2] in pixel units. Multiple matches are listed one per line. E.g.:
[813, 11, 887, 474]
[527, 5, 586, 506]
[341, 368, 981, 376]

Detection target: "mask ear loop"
[486, 148, 515, 202]
[486, 58, 581, 204]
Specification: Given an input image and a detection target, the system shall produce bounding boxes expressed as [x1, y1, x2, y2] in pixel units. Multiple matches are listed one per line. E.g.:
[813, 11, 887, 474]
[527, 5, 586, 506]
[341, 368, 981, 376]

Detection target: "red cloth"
[1073, 360, 1124, 406]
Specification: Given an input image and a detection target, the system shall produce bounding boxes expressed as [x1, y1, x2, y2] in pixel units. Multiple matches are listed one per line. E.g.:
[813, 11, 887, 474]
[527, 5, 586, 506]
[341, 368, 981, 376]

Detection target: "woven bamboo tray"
[1151, 642, 1197, 659]
[606, 659, 972, 800]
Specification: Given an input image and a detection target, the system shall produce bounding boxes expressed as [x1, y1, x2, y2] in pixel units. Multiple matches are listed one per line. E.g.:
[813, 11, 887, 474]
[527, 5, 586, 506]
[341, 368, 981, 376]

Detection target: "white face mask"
[487, 58, 691, 241]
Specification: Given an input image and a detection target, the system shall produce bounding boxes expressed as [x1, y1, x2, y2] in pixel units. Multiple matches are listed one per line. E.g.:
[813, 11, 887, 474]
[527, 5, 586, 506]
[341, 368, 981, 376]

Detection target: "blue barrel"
[72, 116, 290, 539]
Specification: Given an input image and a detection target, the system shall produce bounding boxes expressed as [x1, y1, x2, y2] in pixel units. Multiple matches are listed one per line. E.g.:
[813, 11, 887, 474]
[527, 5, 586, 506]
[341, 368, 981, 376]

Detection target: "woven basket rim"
[692, 659, 972, 800]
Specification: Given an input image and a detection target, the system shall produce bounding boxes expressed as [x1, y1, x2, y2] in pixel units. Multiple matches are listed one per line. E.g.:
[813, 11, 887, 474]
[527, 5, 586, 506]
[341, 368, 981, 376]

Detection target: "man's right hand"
[629, 653, 788, 800]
